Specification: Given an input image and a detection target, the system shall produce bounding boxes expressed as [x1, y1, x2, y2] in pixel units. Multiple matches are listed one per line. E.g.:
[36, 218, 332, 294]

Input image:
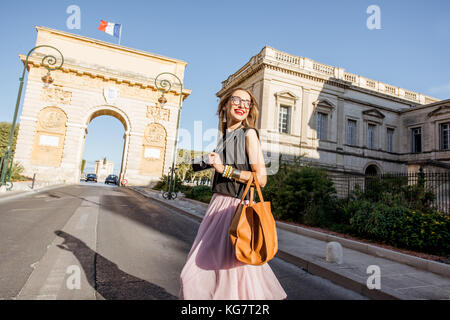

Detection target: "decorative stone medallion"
[39, 107, 67, 132]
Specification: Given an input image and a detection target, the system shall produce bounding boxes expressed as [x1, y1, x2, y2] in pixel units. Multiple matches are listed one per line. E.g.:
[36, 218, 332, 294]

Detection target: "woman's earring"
[222, 110, 227, 123]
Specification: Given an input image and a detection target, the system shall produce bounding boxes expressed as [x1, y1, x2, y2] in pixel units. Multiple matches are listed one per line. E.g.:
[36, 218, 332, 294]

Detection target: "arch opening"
[365, 164, 379, 176]
[80, 108, 129, 185]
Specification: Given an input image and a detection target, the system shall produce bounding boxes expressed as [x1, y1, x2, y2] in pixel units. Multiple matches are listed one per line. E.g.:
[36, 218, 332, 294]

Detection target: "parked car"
[85, 173, 97, 182]
[105, 174, 119, 185]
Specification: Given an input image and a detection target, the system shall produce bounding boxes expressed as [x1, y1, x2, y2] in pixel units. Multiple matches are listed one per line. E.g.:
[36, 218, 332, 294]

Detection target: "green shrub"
[264, 161, 341, 226]
[390, 209, 450, 256]
[342, 198, 450, 256]
[152, 174, 183, 192]
[182, 185, 213, 203]
[351, 174, 436, 213]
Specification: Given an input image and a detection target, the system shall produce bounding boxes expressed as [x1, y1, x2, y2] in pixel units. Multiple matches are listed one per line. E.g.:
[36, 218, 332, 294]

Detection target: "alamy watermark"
[66, 265, 81, 290]
[66, 5, 81, 30]
[366, 265, 381, 290]
[366, 5, 381, 30]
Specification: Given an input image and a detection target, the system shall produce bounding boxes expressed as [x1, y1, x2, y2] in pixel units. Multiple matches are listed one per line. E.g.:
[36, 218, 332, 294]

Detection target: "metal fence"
[329, 171, 450, 214]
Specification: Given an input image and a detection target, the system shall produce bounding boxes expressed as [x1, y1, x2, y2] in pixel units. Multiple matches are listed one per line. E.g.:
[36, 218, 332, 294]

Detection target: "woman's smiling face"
[226, 89, 252, 123]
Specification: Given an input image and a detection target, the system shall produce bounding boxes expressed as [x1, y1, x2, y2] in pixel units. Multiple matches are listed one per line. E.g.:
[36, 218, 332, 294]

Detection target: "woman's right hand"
[208, 152, 225, 174]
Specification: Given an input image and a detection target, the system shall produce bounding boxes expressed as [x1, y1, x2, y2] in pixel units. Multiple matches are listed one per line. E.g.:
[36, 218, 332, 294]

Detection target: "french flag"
[98, 20, 122, 38]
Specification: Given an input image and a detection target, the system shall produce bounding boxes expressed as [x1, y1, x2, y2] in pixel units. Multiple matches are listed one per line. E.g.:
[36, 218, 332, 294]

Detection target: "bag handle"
[237, 171, 265, 206]
[237, 173, 254, 207]
[251, 172, 265, 203]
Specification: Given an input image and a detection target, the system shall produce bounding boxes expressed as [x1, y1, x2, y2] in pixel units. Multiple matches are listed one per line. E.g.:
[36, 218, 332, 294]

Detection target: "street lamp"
[154, 72, 184, 200]
[0, 45, 64, 190]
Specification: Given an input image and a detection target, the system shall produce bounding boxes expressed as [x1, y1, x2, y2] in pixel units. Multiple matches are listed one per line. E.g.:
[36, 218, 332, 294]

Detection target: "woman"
[179, 88, 287, 300]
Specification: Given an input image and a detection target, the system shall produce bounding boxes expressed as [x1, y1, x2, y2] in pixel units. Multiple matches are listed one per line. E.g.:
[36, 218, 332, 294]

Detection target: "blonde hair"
[216, 87, 259, 135]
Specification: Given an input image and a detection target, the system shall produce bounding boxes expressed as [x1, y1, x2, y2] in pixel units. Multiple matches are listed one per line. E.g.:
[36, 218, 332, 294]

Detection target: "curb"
[128, 187, 408, 300]
[275, 221, 450, 279]
[0, 183, 68, 203]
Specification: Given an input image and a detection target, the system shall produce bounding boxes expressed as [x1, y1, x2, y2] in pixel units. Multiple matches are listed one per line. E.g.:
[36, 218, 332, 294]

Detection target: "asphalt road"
[0, 183, 368, 300]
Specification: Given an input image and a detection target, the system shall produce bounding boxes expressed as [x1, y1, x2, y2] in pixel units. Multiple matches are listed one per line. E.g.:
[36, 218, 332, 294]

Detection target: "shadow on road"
[55, 230, 177, 300]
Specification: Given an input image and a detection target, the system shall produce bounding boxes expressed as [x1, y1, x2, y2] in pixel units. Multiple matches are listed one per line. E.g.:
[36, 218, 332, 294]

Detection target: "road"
[0, 183, 368, 300]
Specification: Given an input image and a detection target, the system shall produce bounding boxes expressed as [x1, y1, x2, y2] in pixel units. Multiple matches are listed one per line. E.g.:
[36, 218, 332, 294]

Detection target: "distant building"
[95, 158, 114, 181]
[217, 46, 450, 175]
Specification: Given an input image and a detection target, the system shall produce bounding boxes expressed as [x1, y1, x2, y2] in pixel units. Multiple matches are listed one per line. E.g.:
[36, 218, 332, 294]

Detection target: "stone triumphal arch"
[13, 26, 191, 185]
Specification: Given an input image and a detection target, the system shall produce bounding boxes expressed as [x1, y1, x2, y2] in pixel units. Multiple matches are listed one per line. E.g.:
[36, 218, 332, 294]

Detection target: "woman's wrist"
[217, 164, 225, 174]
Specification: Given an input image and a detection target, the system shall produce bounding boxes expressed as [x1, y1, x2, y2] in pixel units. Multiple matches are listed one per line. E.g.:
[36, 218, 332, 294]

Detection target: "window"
[278, 105, 290, 134]
[440, 123, 450, 150]
[317, 112, 327, 140]
[368, 123, 376, 149]
[386, 128, 394, 152]
[347, 119, 356, 146]
[411, 127, 422, 153]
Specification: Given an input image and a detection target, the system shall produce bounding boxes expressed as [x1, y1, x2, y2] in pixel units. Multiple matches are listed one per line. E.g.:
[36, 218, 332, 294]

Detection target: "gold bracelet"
[222, 165, 232, 178]
[226, 166, 233, 178]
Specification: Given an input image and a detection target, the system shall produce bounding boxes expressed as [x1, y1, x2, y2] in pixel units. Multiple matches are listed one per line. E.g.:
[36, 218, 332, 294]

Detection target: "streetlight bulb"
[41, 71, 54, 88]
[158, 94, 167, 107]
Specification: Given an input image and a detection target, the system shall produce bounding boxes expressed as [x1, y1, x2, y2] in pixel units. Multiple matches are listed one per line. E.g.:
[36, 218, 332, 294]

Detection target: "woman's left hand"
[208, 152, 225, 174]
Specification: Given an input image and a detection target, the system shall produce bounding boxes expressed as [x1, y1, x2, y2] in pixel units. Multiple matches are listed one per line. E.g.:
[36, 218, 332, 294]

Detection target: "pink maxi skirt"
[179, 192, 287, 300]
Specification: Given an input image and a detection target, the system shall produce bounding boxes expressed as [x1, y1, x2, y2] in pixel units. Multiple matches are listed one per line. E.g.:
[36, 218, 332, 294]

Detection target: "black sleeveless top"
[211, 125, 260, 200]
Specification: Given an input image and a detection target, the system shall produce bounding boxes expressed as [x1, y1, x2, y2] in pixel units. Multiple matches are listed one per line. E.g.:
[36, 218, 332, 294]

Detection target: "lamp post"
[154, 72, 184, 200]
[0, 45, 64, 190]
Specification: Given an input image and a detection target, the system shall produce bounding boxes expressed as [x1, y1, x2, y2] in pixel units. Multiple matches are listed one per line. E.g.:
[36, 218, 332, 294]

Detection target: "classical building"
[94, 158, 114, 181]
[217, 46, 450, 175]
[13, 26, 191, 185]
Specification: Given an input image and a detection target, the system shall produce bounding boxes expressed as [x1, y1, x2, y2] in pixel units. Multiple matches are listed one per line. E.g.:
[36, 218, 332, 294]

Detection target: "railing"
[344, 72, 356, 83]
[275, 52, 300, 65]
[313, 62, 334, 75]
[366, 79, 376, 88]
[384, 84, 397, 95]
[330, 172, 450, 214]
[405, 91, 417, 101]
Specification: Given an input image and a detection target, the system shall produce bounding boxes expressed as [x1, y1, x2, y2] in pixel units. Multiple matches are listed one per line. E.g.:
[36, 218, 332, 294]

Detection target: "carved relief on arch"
[140, 123, 167, 176]
[41, 85, 72, 105]
[31, 106, 68, 167]
[146, 104, 170, 122]
[144, 123, 167, 147]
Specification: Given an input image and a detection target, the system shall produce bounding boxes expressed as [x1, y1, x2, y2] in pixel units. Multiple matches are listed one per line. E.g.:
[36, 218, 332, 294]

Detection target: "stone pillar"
[336, 97, 345, 168]
[260, 79, 272, 131]
[300, 87, 310, 147]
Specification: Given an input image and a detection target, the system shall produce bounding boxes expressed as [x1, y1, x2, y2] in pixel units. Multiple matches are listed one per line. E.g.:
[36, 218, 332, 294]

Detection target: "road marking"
[9, 207, 49, 212]
[17, 196, 100, 300]
[75, 213, 89, 230]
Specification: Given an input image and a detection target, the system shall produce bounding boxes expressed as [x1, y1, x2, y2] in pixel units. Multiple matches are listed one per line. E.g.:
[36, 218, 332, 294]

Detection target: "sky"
[1, 0, 449, 172]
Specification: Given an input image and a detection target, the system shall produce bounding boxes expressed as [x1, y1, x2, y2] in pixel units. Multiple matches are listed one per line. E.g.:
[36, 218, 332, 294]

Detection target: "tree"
[0, 122, 20, 158]
[80, 159, 86, 174]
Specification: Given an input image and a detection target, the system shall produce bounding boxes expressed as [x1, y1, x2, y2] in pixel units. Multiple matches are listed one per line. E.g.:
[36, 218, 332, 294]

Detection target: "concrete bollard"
[326, 241, 343, 264]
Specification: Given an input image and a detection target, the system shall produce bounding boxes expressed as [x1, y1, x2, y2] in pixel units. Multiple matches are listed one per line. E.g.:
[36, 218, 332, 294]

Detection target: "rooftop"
[219, 46, 440, 106]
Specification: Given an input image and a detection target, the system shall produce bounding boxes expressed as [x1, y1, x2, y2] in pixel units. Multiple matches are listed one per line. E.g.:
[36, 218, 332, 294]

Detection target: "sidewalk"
[131, 186, 450, 300]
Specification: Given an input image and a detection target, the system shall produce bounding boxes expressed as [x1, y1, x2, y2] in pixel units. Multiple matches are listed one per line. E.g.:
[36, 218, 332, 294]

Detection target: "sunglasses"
[230, 96, 253, 109]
